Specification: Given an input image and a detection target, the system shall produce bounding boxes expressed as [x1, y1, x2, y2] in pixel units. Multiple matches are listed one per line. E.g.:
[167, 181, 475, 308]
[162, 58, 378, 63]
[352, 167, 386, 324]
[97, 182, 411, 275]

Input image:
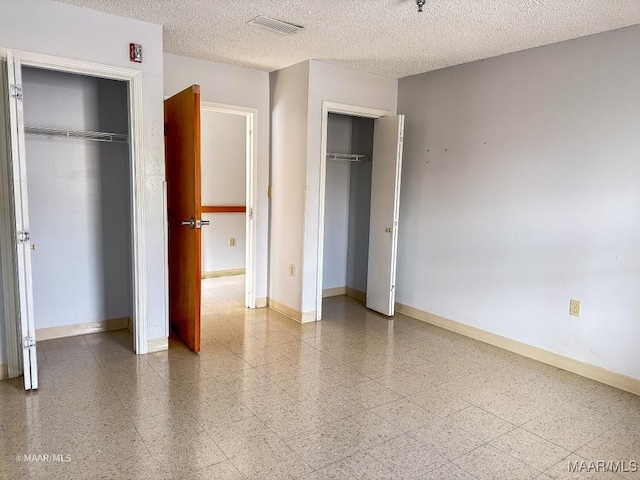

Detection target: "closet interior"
[22, 66, 133, 342]
[322, 113, 375, 302]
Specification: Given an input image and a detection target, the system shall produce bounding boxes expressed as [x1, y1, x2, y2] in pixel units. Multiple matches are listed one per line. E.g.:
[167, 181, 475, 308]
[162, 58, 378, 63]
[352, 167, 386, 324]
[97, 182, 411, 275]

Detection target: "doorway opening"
[316, 102, 405, 321]
[320, 113, 374, 311]
[200, 102, 256, 316]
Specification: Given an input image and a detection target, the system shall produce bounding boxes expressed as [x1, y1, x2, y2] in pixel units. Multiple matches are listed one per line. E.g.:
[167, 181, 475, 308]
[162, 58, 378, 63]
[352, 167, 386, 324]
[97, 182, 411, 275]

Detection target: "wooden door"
[366, 115, 405, 316]
[165, 85, 202, 352]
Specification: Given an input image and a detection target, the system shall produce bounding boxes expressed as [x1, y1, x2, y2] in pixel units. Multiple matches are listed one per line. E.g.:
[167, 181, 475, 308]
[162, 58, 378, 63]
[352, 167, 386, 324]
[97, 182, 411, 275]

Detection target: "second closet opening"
[321, 113, 375, 309]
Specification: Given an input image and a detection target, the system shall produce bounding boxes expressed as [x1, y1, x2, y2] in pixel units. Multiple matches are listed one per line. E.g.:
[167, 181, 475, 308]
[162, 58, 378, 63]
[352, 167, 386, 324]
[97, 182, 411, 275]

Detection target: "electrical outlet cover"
[569, 299, 581, 317]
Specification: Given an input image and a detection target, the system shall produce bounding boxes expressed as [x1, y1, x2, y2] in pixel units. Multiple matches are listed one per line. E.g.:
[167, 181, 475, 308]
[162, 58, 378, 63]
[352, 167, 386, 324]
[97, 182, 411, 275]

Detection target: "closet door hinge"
[248, 207, 254, 220]
[17, 231, 30, 243]
[23, 336, 35, 349]
[10, 84, 23, 100]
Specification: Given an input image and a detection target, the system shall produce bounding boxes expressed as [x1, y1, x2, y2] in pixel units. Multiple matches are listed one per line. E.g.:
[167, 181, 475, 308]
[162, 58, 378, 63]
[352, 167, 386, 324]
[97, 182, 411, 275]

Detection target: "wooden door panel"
[165, 85, 201, 352]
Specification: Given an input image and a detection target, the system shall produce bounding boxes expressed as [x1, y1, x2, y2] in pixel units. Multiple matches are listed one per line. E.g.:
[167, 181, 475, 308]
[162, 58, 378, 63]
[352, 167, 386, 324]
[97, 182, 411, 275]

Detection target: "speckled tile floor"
[1, 274, 639, 479]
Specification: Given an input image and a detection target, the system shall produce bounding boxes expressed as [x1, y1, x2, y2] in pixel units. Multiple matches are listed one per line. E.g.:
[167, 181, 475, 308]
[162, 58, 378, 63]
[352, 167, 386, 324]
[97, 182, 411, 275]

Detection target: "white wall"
[23, 68, 132, 329]
[0, 0, 165, 362]
[269, 61, 310, 312]
[302, 61, 398, 313]
[397, 25, 640, 380]
[201, 110, 246, 273]
[164, 53, 269, 302]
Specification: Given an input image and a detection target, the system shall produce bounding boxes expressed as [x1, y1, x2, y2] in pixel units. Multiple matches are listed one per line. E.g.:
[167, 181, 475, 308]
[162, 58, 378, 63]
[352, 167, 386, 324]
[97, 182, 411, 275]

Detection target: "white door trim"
[316, 101, 392, 321]
[200, 101, 258, 309]
[0, 47, 148, 355]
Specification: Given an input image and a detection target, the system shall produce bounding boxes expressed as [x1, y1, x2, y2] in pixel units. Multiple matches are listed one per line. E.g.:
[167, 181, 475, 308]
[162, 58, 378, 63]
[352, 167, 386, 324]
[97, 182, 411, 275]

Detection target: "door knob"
[181, 217, 210, 229]
[181, 217, 196, 229]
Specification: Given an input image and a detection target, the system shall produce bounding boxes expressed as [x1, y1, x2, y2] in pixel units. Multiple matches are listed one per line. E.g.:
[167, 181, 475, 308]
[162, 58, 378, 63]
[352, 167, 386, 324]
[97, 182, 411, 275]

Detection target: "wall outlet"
[289, 264, 295, 277]
[228, 237, 235, 247]
[569, 299, 581, 317]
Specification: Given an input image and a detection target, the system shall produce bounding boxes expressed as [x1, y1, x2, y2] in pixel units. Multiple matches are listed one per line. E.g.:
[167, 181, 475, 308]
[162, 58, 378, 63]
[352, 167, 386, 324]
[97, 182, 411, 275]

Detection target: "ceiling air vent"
[247, 16, 303, 36]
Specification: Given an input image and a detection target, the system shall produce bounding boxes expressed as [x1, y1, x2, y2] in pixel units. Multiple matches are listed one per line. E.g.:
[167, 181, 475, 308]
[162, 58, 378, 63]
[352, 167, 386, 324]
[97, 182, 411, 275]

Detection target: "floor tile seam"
[518, 419, 601, 455]
[487, 427, 575, 471]
[566, 417, 630, 457]
[186, 428, 235, 467]
[462, 396, 550, 427]
[452, 442, 545, 478]
[223, 425, 317, 476]
[311, 449, 397, 478]
[449, 404, 519, 440]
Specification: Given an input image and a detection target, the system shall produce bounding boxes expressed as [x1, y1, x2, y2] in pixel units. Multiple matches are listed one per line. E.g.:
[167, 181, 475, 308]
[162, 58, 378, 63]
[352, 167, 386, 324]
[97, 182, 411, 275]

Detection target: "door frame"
[0, 47, 149, 357]
[200, 101, 258, 309]
[316, 101, 392, 321]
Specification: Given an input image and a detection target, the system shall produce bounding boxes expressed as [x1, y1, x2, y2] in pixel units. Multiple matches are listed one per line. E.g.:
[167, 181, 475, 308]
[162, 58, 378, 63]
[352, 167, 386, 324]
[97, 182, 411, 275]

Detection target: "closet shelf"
[24, 126, 129, 144]
[326, 152, 369, 162]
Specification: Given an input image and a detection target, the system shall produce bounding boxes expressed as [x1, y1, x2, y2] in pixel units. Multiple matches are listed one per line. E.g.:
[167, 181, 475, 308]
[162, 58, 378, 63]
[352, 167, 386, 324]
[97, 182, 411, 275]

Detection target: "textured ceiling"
[56, 0, 640, 78]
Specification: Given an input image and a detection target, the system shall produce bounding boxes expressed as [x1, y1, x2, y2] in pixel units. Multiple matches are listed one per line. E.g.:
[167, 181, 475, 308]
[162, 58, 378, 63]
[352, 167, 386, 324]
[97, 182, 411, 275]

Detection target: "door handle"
[182, 217, 210, 229]
[181, 217, 196, 229]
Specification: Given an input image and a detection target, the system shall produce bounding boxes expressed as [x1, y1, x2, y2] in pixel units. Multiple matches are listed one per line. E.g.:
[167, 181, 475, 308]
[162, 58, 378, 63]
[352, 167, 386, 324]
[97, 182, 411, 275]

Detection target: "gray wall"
[23, 67, 132, 330]
[323, 114, 352, 290]
[346, 117, 374, 293]
[397, 25, 640, 380]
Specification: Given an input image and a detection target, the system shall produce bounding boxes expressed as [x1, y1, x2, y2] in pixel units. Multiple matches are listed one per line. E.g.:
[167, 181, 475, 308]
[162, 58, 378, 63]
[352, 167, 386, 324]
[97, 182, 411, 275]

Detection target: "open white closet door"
[366, 115, 405, 317]
[0, 52, 38, 390]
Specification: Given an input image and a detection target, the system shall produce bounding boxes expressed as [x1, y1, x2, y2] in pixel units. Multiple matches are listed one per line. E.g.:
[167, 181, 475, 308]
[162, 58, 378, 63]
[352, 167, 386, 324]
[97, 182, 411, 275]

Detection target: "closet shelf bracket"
[326, 153, 369, 162]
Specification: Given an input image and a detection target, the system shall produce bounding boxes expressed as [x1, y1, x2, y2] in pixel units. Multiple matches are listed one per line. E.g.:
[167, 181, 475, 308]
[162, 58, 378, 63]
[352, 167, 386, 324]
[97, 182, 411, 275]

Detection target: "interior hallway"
[1, 281, 639, 479]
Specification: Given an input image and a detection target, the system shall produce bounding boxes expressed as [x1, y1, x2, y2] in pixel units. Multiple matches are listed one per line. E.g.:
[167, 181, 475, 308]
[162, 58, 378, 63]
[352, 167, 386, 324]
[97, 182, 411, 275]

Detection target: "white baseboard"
[255, 297, 267, 308]
[202, 268, 245, 279]
[395, 302, 640, 397]
[147, 337, 168, 353]
[323, 287, 346, 298]
[268, 298, 316, 324]
[0, 363, 7, 380]
[345, 287, 366, 302]
[35, 317, 129, 342]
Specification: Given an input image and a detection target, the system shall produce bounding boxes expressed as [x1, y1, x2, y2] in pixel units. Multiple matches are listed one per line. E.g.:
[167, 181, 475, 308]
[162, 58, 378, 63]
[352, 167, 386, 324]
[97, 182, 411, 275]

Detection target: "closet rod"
[326, 152, 369, 162]
[24, 126, 129, 144]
